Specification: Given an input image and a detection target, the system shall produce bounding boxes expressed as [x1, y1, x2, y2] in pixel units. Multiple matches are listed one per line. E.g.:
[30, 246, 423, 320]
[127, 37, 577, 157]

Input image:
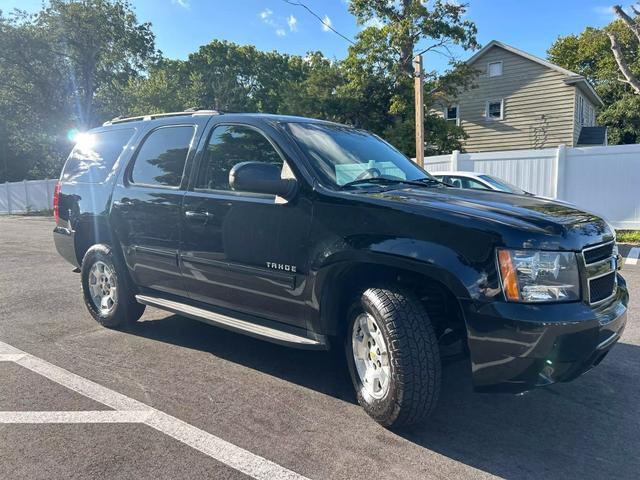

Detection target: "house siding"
[446, 47, 578, 152]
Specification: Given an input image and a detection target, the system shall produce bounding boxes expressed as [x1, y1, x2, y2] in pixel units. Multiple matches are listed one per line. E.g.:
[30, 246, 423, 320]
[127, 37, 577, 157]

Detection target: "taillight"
[53, 181, 61, 223]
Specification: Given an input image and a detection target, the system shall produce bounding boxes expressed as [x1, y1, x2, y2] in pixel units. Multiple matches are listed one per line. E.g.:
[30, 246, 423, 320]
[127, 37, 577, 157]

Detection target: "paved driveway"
[1, 216, 638, 479]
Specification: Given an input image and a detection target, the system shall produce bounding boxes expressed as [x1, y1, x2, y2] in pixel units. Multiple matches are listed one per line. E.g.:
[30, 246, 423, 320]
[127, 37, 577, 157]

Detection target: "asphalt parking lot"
[1, 216, 638, 480]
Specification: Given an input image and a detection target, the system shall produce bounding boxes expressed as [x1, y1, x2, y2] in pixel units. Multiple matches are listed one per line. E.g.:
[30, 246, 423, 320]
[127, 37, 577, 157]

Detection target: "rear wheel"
[81, 244, 145, 328]
[345, 286, 441, 427]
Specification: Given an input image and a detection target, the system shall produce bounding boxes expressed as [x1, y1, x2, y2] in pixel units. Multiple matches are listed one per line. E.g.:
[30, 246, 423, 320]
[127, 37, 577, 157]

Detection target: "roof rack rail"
[102, 109, 222, 126]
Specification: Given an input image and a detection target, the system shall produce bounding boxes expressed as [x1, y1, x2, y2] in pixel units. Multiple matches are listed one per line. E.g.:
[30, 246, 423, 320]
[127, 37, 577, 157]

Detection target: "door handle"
[184, 210, 213, 222]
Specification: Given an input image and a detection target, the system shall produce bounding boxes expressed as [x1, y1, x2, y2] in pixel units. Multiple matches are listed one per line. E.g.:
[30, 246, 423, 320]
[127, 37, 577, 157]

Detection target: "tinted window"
[196, 125, 283, 191]
[130, 126, 195, 187]
[62, 128, 135, 183]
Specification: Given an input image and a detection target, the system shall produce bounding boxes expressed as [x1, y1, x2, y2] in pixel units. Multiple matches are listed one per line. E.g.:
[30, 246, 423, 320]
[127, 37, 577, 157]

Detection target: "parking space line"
[15, 354, 149, 411]
[0, 340, 309, 480]
[626, 247, 640, 266]
[144, 411, 307, 480]
[0, 410, 150, 424]
[0, 342, 24, 355]
[0, 354, 26, 362]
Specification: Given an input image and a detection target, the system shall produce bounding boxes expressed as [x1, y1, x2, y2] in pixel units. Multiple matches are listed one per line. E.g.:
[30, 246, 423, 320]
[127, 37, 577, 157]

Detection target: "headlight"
[497, 249, 580, 302]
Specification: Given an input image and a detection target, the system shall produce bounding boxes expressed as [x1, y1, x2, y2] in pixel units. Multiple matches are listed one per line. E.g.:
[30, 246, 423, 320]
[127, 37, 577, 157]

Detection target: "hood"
[359, 186, 613, 249]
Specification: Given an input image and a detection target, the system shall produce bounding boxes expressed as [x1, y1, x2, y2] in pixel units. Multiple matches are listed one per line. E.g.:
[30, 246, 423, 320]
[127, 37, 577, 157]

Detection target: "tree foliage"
[346, 0, 478, 155]
[0, 0, 157, 181]
[548, 16, 640, 144]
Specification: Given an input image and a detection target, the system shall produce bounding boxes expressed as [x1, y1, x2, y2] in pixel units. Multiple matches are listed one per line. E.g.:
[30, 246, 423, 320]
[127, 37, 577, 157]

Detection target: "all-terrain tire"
[345, 286, 441, 428]
[81, 244, 145, 328]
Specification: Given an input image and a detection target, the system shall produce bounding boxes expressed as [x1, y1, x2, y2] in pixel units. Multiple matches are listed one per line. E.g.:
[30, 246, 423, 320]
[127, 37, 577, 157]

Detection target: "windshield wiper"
[413, 177, 444, 186]
[341, 176, 444, 190]
[341, 177, 404, 189]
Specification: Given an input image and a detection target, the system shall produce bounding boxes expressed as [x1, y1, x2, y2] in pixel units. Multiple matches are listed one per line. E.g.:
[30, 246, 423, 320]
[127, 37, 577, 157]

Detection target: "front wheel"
[345, 286, 441, 427]
[81, 244, 145, 328]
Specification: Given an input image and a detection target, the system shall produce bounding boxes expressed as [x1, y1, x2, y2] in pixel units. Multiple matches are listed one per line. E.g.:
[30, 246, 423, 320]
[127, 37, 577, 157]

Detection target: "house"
[435, 40, 606, 152]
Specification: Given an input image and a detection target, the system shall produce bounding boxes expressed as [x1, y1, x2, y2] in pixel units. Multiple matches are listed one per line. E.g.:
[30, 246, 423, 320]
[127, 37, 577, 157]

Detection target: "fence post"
[451, 150, 460, 171]
[45, 180, 51, 210]
[23, 179, 30, 212]
[554, 144, 566, 199]
[5, 181, 11, 215]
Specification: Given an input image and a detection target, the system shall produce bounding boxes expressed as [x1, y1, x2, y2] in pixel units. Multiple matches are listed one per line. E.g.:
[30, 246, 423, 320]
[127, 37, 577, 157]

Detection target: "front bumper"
[462, 275, 629, 393]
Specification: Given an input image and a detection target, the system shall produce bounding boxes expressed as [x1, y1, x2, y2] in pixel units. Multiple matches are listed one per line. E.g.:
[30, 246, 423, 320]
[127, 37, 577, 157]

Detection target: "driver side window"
[196, 125, 284, 191]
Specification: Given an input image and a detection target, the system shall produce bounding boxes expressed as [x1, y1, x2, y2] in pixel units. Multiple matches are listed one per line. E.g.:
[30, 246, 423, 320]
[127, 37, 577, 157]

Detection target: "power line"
[282, 0, 355, 45]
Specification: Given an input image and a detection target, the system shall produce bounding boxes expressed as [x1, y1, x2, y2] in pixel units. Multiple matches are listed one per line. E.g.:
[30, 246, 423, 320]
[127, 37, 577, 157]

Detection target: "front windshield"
[283, 122, 432, 187]
[479, 174, 527, 195]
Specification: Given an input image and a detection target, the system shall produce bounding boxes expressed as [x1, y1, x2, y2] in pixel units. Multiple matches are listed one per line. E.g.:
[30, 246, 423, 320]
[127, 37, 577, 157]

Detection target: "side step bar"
[135, 295, 328, 350]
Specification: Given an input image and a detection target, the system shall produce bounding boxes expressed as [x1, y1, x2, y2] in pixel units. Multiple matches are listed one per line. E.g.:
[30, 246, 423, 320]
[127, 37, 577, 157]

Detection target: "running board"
[135, 295, 327, 350]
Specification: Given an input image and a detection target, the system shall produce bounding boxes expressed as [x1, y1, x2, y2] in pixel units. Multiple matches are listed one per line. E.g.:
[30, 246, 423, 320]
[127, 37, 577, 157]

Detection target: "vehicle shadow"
[128, 313, 640, 480]
[129, 313, 357, 402]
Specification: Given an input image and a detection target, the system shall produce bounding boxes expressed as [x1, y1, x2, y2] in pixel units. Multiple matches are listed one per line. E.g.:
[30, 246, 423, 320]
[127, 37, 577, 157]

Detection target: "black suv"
[54, 111, 628, 427]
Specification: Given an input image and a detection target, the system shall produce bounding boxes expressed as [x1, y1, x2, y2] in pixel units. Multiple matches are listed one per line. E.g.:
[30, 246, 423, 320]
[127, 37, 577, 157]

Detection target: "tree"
[0, 0, 158, 181]
[345, 0, 479, 155]
[35, 0, 158, 127]
[609, 4, 640, 94]
[548, 15, 640, 144]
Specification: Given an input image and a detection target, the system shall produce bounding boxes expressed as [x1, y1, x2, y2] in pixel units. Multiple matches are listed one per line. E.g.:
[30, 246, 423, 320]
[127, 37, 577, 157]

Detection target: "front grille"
[583, 242, 614, 265]
[589, 271, 616, 304]
[582, 241, 617, 305]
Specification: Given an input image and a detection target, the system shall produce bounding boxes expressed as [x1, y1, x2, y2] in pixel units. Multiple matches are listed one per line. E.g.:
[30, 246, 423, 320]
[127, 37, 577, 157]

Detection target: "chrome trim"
[135, 295, 323, 347]
[586, 271, 617, 307]
[582, 240, 615, 266]
[589, 268, 617, 281]
[597, 332, 619, 350]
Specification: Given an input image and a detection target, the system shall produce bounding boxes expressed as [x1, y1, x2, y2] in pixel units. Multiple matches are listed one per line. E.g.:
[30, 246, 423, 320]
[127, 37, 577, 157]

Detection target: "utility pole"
[413, 55, 424, 168]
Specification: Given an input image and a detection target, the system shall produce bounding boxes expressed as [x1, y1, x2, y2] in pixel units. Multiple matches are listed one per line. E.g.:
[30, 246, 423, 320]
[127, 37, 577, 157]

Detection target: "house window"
[488, 61, 503, 77]
[577, 95, 585, 126]
[577, 94, 597, 127]
[486, 99, 503, 120]
[445, 105, 459, 124]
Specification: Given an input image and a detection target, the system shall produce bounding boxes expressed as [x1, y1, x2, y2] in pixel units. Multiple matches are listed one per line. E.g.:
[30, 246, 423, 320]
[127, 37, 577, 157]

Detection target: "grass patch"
[617, 230, 640, 244]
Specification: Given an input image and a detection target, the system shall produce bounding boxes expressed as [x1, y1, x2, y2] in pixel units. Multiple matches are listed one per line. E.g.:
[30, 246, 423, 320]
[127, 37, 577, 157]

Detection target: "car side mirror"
[229, 162, 298, 200]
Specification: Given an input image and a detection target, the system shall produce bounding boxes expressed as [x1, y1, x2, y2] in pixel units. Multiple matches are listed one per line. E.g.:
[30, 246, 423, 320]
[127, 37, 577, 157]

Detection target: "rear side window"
[130, 126, 195, 188]
[62, 128, 135, 183]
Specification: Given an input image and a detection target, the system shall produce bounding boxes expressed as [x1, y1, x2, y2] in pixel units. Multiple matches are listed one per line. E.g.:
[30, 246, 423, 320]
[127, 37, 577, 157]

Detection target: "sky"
[0, 0, 620, 73]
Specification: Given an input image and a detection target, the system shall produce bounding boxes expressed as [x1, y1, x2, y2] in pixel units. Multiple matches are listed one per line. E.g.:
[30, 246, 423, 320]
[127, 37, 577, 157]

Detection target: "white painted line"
[0, 410, 151, 424]
[626, 247, 640, 265]
[15, 354, 149, 411]
[0, 340, 309, 480]
[0, 342, 24, 355]
[145, 411, 307, 480]
[0, 354, 26, 362]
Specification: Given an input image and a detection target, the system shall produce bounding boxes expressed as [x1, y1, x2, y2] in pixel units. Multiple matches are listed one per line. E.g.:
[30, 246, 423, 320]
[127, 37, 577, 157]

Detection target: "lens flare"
[72, 132, 96, 152]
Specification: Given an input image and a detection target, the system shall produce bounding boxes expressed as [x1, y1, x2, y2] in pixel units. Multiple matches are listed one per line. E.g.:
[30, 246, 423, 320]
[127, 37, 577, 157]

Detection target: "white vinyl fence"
[425, 144, 640, 230]
[0, 179, 57, 214]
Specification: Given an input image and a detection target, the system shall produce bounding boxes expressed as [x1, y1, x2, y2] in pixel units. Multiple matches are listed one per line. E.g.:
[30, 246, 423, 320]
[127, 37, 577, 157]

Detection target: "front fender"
[311, 234, 496, 301]
[308, 234, 497, 337]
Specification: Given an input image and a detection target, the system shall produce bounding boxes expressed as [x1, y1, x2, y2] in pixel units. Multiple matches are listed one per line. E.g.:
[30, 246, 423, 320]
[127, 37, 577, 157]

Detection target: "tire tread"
[358, 285, 441, 427]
